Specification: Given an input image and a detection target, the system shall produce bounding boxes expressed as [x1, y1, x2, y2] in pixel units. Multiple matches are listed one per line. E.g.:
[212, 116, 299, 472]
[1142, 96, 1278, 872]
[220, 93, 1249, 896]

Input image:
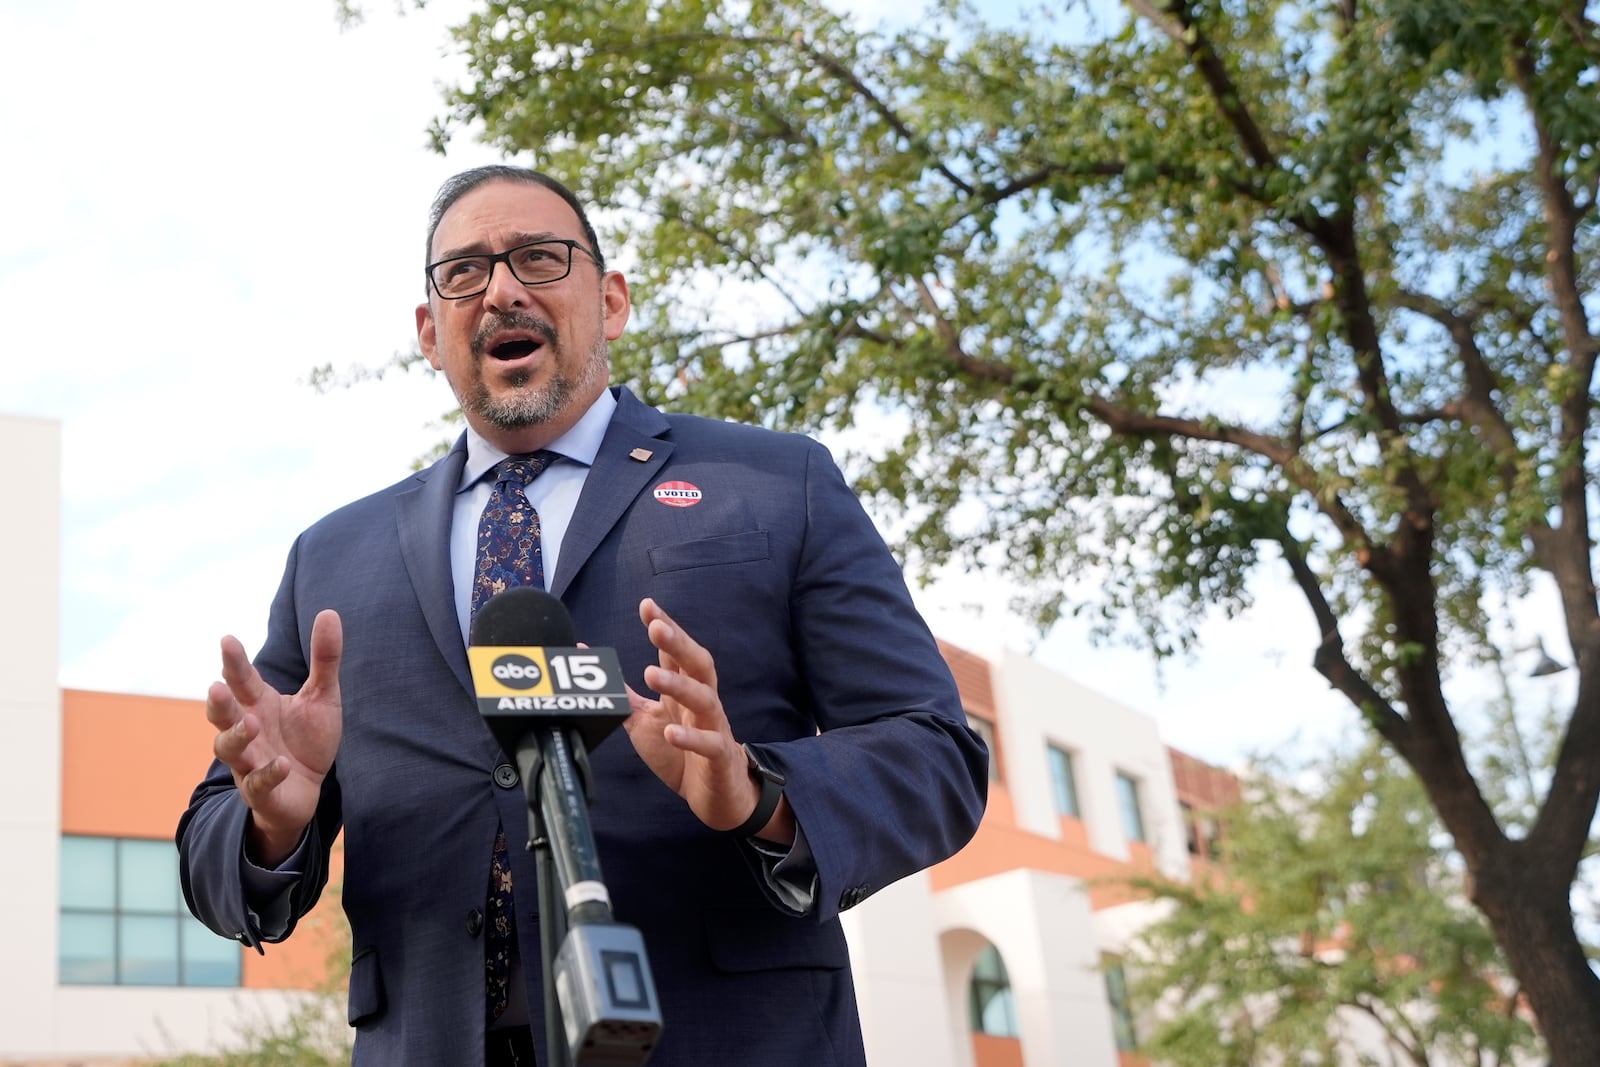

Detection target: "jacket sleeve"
[175, 535, 344, 950]
[763, 439, 989, 923]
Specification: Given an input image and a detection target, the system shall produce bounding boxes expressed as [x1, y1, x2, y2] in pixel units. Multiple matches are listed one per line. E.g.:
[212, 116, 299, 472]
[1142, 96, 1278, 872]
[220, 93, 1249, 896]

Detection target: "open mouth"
[490, 338, 541, 361]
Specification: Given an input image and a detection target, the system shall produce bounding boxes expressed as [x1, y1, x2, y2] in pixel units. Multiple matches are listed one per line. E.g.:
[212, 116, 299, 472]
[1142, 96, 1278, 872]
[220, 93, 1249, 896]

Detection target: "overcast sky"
[6, 0, 1548, 770]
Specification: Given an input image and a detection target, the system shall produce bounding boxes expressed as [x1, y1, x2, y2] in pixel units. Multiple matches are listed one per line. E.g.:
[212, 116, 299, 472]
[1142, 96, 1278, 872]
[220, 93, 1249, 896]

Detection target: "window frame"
[1047, 744, 1081, 819]
[1181, 800, 1200, 854]
[966, 713, 1002, 784]
[1115, 771, 1147, 843]
[58, 834, 241, 988]
[968, 943, 1021, 1038]
[1102, 954, 1138, 1052]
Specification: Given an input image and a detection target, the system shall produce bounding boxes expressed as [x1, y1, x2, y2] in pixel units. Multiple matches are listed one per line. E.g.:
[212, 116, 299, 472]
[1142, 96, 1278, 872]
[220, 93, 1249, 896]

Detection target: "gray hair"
[424, 166, 607, 285]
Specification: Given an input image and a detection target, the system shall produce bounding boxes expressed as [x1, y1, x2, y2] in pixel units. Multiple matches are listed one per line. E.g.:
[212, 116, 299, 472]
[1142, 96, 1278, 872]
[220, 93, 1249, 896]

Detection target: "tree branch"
[1391, 289, 1526, 485]
[607, 28, 976, 194]
[658, 206, 814, 321]
[791, 39, 976, 195]
[1350, 992, 1429, 1067]
[1082, 396, 1380, 558]
[1277, 531, 1412, 746]
[982, 160, 1125, 203]
[1507, 41, 1600, 871]
[1126, 0, 1277, 169]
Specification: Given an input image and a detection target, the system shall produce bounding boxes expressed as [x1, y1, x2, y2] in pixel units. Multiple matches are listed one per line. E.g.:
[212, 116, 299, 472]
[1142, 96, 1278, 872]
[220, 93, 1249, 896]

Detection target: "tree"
[406, 0, 1600, 1058]
[1126, 741, 1543, 1066]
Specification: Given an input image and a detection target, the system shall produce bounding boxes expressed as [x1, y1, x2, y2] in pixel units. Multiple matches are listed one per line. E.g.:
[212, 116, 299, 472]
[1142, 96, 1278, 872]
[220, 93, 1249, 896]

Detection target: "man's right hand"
[206, 609, 343, 868]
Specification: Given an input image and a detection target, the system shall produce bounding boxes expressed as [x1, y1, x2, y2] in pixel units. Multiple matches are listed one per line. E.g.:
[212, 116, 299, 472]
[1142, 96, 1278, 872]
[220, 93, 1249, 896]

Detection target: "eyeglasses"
[426, 239, 598, 300]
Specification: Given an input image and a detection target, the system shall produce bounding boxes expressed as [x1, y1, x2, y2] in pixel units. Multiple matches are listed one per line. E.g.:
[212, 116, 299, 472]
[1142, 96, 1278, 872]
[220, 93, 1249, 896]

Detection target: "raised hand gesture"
[205, 609, 344, 867]
[623, 597, 793, 843]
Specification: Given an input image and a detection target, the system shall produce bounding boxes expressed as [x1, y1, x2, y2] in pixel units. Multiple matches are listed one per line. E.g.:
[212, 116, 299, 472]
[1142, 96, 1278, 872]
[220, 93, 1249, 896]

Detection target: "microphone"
[468, 587, 663, 1067]
[468, 586, 629, 757]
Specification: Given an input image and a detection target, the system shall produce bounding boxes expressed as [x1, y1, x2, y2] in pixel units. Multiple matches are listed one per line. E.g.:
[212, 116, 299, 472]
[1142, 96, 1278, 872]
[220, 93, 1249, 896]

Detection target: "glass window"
[121, 915, 181, 986]
[59, 835, 239, 987]
[1103, 955, 1137, 1051]
[120, 839, 179, 913]
[183, 915, 244, 987]
[59, 836, 115, 911]
[967, 715, 1001, 782]
[1047, 745, 1080, 818]
[1116, 772, 1146, 843]
[59, 913, 116, 985]
[968, 944, 1020, 1037]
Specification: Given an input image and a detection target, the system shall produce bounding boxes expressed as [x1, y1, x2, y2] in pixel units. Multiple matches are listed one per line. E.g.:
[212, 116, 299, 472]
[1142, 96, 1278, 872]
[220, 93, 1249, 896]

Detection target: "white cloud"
[3, 0, 494, 695]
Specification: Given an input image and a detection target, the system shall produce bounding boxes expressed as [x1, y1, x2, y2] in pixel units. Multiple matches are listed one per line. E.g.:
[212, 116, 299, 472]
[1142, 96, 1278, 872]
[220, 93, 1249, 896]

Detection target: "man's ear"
[602, 272, 631, 342]
[416, 301, 442, 370]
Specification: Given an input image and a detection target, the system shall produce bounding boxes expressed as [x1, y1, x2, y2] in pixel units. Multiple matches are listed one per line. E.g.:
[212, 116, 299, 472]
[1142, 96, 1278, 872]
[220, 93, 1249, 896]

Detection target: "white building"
[0, 414, 321, 1065]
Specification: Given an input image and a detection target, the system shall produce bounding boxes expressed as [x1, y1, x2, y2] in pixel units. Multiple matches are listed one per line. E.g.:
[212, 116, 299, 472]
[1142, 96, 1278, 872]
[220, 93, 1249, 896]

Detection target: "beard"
[459, 311, 610, 430]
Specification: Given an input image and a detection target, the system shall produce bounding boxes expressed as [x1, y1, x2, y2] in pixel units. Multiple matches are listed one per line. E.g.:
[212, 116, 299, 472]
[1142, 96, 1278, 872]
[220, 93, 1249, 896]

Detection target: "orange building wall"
[1169, 747, 1241, 809]
[939, 639, 998, 720]
[973, 1033, 1026, 1067]
[61, 690, 220, 841]
[60, 689, 343, 991]
[931, 780, 1158, 909]
[1168, 745, 1241, 880]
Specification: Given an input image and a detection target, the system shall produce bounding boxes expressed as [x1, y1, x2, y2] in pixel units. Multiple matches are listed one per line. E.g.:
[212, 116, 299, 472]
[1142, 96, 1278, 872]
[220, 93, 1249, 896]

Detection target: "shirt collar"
[457, 387, 619, 492]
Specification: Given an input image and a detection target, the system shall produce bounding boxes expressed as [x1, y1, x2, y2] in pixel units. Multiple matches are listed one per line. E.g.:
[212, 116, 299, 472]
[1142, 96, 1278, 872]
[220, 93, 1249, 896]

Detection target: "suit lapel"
[396, 435, 474, 695]
[550, 388, 673, 597]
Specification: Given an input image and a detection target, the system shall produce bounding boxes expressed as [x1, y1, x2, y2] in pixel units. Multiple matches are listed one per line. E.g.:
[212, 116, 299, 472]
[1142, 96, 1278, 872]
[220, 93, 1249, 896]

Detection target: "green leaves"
[1127, 742, 1542, 1066]
[416, 0, 1595, 677]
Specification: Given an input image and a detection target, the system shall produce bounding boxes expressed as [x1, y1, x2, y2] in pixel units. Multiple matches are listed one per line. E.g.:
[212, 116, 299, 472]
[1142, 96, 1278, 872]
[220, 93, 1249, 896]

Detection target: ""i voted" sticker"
[653, 481, 703, 507]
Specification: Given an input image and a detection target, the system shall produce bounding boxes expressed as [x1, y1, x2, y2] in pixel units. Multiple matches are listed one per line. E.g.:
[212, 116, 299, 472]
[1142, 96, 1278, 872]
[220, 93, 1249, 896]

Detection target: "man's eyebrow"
[432, 231, 564, 262]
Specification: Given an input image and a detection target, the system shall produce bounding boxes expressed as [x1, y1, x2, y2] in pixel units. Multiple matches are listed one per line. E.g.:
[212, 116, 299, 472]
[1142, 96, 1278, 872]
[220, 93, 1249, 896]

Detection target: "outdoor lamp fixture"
[1529, 638, 1567, 677]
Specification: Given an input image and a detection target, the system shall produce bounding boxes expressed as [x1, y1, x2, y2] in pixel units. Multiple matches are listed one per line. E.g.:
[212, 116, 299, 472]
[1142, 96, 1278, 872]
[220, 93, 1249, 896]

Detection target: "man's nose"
[483, 260, 534, 311]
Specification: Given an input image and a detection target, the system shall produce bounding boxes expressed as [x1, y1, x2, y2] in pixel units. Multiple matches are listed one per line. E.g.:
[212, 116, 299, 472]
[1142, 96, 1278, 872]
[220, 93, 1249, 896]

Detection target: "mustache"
[471, 312, 557, 358]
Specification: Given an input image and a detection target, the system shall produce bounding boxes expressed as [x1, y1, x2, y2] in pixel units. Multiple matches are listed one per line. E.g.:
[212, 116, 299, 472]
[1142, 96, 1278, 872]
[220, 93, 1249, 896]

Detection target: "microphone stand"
[515, 724, 662, 1067]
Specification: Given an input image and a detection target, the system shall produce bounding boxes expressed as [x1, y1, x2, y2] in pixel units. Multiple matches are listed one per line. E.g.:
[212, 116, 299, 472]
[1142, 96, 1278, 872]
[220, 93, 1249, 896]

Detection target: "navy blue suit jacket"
[179, 387, 988, 1066]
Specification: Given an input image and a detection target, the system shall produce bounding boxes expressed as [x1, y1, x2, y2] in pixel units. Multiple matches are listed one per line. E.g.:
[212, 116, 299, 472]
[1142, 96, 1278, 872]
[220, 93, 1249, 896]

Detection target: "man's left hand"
[623, 597, 794, 843]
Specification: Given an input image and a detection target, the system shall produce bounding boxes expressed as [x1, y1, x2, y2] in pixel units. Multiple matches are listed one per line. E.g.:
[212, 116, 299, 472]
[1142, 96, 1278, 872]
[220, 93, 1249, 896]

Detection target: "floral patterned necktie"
[472, 452, 556, 1025]
[472, 452, 557, 622]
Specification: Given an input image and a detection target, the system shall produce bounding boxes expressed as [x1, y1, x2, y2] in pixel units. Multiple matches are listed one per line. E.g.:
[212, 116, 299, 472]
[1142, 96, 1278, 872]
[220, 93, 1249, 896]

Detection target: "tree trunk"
[1471, 859, 1600, 1066]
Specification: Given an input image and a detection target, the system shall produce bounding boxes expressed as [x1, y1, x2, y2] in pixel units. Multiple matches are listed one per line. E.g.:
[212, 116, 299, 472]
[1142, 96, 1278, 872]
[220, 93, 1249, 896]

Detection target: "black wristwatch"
[727, 743, 786, 838]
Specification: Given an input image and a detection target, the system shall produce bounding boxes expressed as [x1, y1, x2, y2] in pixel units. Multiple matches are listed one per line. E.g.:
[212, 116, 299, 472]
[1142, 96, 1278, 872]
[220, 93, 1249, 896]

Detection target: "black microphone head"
[470, 587, 578, 647]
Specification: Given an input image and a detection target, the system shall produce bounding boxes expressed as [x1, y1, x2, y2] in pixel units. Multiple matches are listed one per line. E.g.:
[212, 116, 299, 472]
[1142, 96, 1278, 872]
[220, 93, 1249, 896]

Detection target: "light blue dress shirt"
[449, 389, 618, 637]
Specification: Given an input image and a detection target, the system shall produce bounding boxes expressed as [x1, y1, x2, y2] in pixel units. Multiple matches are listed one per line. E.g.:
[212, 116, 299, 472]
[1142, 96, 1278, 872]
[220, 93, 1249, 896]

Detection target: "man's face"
[416, 180, 630, 453]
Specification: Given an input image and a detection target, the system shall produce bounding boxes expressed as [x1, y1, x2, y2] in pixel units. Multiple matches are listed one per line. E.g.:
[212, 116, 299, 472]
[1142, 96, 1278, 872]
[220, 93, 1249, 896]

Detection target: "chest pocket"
[648, 530, 770, 574]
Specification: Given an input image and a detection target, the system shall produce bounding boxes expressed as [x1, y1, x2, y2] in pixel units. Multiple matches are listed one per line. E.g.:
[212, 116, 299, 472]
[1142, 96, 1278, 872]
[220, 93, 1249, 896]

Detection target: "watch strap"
[727, 743, 785, 837]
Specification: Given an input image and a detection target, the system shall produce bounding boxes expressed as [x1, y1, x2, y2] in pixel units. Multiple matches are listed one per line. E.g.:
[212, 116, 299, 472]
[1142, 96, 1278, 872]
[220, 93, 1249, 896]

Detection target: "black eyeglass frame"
[425, 238, 600, 300]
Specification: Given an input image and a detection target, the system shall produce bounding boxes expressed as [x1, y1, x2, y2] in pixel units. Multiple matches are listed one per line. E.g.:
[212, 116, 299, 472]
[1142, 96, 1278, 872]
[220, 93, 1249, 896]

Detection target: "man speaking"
[176, 165, 989, 1067]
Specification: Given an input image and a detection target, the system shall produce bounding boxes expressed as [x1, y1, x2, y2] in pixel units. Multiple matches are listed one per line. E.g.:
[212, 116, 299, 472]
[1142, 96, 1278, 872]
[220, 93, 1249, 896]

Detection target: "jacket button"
[466, 908, 484, 937]
[839, 884, 869, 911]
[493, 763, 519, 789]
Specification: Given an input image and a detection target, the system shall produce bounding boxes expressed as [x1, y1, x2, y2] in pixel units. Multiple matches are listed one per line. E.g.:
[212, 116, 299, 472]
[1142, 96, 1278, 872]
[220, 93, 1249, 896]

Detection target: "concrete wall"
[0, 414, 65, 1057]
[937, 869, 1122, 1067]
[992, 647, 1190, 881]
[843, 871, 962, 1067]
[0, 415, 324, 1065]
